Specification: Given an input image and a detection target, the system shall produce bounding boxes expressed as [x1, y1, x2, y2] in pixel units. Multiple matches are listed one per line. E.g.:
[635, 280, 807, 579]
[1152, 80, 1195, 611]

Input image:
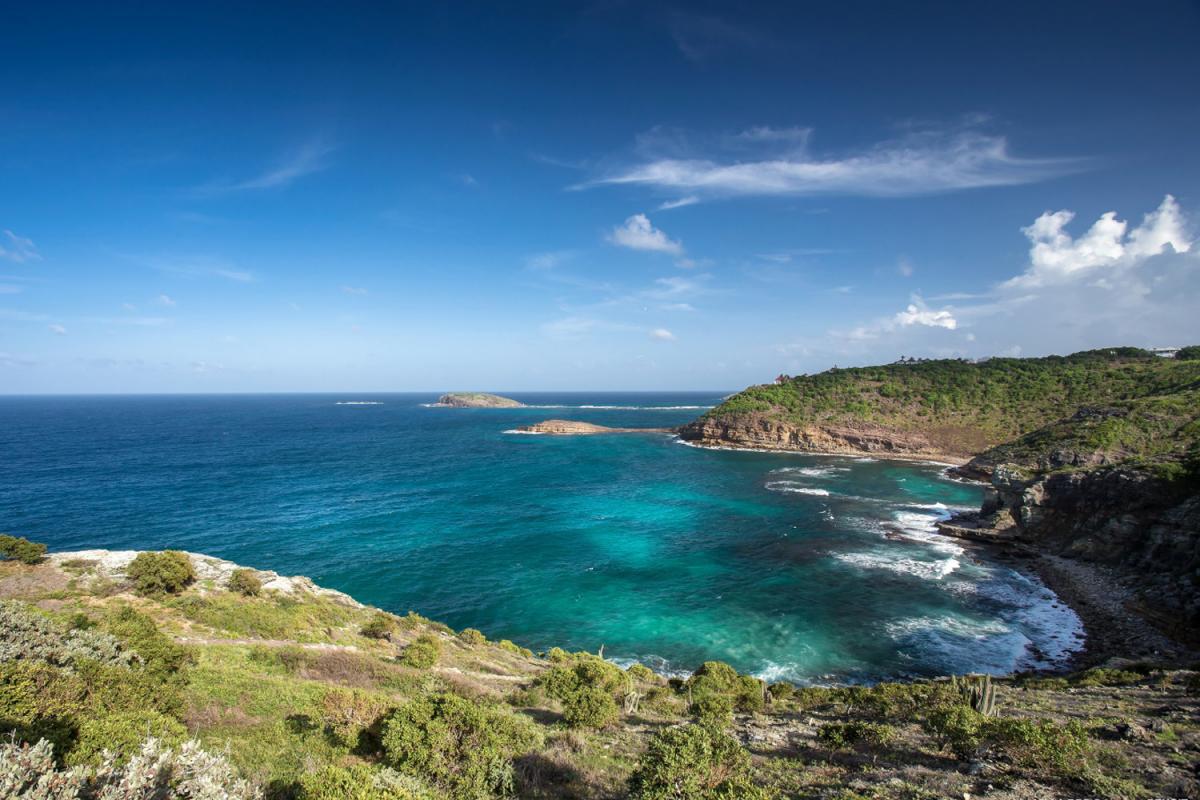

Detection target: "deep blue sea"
[0, 393, 1082, 683]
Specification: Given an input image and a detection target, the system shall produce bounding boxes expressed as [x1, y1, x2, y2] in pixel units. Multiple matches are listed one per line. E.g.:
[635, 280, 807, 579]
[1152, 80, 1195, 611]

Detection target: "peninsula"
[514, 419, 672, 435]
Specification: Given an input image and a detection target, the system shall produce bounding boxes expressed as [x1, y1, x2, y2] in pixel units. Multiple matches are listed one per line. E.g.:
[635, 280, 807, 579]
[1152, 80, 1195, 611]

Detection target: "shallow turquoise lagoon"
[0, 393, 1082, 682]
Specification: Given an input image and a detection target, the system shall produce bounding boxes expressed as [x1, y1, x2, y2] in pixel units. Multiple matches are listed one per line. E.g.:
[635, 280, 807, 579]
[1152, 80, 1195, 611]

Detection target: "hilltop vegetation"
[685, 348, 1200, 459]
[3, 548, 1198, 799]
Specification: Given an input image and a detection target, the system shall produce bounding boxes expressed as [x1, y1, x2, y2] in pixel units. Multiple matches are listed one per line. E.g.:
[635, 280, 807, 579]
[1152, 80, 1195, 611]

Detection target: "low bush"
[227, 568, 263, 596]
[817, 721, 897, 751]
[0, 534, 47, 565]
[0, 600, 136, 670]
[628, 723, 773, 799]
[627, 663, 657, 683]
[381, 692, 541, 800]
[767, 682, 795, 702]
[103, 605, 192, 683]
[547, 646, 571, 663]
[401, 634, 441, 669]
[685, 661, 764, 717]
[1073, 668, 1143, 687]
[561, 685, 619, 729]
[299, 764, 435, 800]
[690, 692, 734, 728]
[458, 627, 486, 645]
[985, 717, 1090, 773]
[498, 639, 533, 657]
[125, 550, 195, 596]
[67, 708, 188, 766]
[923, 704, 984, 759]
[0, 736, 257, 799]
[321, 686, 392, 750]
[361, 612, 399, 640]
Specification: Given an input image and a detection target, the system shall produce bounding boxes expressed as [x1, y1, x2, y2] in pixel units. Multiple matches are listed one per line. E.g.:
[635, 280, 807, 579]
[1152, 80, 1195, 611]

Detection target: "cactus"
[955, 674, 997, 717]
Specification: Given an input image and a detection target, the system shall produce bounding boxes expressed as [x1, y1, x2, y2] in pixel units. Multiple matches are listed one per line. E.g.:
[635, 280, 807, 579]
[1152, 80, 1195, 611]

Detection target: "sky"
[2, 0, 1199, 393]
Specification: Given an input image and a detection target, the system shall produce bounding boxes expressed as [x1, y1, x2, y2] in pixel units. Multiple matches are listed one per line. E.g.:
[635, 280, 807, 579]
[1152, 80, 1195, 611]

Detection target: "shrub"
[767, 682, 795, 702]
[0, 600, 137, 670]
[0, 534, 47, 565]
[361, 612, 399, 640]
[103, 605, 192, 682]
[401, 634, 441, 669]
[547, 646, 571, 663]
[0, 736, 258, 799]
[321, 687, 392, 750]
[628, 723, 773, 799]
[67, 708, 188, 766]
[299, 764, 435, 800]
[458, 627, 486, 646]
[690, 692, 734, 727]
[685, 660, 763, 717]
[817, 721, 897, 751]
[985, 717, 1090, 773]
[125, 550, 195, 596]
[923, 704, 984, 759]
[735, 675, 766, 713]
[561, 685, 619, 729]
[1073, 667, 1142, 687]
[381, 692, 541, 800]
[227, 568, 263, 596]
[627, 663, 657, 683]
[498, 639, 533, 657]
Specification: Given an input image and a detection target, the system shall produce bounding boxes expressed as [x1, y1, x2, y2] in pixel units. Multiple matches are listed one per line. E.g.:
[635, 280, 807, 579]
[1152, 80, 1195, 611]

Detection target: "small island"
[514, 419, 672, 435]
[435, 392, 524, 408]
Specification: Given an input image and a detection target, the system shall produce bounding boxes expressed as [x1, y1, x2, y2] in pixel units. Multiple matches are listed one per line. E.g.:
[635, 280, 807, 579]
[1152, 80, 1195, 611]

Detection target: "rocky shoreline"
[515, 419, 673, 435]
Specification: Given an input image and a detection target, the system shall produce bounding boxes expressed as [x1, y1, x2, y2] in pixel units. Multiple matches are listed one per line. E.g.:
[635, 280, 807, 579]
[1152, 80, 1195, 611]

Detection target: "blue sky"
[2, 1, 1198, 392]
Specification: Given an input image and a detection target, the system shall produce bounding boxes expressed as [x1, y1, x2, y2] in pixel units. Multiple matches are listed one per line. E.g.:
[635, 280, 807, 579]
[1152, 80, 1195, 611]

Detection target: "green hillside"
[3, 549, 1198, 800]
[696, 348, 1200, 457]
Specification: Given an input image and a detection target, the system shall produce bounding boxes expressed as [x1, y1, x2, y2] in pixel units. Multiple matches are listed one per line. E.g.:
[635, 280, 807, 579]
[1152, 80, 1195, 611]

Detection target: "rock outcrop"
[515, 419, 671, 435]
[939, 466, 1200, 643]
[676, 413, 954, 459]
[435, 392, 524, 408]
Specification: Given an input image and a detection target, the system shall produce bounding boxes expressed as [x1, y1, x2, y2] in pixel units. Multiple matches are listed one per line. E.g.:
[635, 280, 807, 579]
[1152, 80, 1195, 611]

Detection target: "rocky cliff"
[677, 413, 951, 458]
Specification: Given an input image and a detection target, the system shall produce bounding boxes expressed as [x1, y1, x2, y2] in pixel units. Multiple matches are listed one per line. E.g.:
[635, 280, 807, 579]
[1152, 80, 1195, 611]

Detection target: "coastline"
[672, 436, 971, 467]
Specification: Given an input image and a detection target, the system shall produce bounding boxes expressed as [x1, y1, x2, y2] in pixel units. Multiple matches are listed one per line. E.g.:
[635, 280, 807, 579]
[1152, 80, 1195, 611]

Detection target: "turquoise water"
[0, 393, 1082, 682]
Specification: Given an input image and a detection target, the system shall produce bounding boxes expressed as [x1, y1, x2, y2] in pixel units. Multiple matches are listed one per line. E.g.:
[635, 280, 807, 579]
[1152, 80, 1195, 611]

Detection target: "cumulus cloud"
[649, 327, 676, 341]
[1006, 194, 1191, 288]
[0, 230, 40, 263]
[48, 324, 66, 335]
[608, 214, 684, 256]
[588, 128, 1075, 201]
[821, 195, 1199, 363]
[894, 302, 957, 330]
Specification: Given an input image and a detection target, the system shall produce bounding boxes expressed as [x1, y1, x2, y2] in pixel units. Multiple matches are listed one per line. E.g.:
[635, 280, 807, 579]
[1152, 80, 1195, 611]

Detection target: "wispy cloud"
[156, 294, 176, 307]
[196, 138, 334, 194]
[657, 196, 699, 211]
[525, 250, 576, 271]
[0, 284, 22, 294]
[668, 12, 771, 62]
[48, 323, 66, 335]
[649, 327, 676, 341]
[0, 230, 41, 263]
[141, 255, 256, 283]
[586, 126, 1078, 201]
[608, 214, 684, 257]
[86, 315, 170, 327]
[341, 285, 368, 295]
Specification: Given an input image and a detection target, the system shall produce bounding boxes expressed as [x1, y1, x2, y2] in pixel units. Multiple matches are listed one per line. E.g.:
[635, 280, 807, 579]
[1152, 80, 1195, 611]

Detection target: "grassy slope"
[4, 555, 1199, 800]
[701, 349, 1200, 458]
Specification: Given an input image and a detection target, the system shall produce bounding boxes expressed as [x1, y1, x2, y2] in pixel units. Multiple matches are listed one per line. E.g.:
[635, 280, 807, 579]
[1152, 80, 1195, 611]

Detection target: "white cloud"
[156, 294, 176, 307]
[341, 286, 368, 295]
[894, 302, 957, 330]
[525, 250, 575, 270]
[897, 258, 914, 277]
[589, 130, 1075, 201]
[819, 195, 1198, 364]
[198, 138, 333, 193]
[662, 302, 696, 312]
[48, 324, 66, 335]
[1007, 194, 1191, 288]
[0, 284, 21, 294]
[0, 230, 40, 263]
[649, 328, 676, 341]
[657, 196, 700, 211]
[608, 214, 684, 256]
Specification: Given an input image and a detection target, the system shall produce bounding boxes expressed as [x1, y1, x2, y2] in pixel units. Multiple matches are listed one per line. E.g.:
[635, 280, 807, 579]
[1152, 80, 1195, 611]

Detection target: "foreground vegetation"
[3, 546, 1197, 799]
[699, 347, 1200, 460]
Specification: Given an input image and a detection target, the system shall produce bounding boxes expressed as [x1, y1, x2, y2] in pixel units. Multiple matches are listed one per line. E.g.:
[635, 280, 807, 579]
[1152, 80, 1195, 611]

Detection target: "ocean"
[0, 392, 1082, 683]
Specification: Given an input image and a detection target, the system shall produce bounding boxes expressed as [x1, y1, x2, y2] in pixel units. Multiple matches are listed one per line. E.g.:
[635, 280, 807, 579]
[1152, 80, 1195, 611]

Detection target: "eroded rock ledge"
[435, 392, 524, 408]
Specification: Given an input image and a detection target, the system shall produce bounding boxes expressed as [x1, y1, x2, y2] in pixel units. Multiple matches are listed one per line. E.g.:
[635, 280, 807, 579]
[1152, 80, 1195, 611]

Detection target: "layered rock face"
[435, 392, 523, 408]
[676, 413, 945, 458]
[945, 466, 1200, 641]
